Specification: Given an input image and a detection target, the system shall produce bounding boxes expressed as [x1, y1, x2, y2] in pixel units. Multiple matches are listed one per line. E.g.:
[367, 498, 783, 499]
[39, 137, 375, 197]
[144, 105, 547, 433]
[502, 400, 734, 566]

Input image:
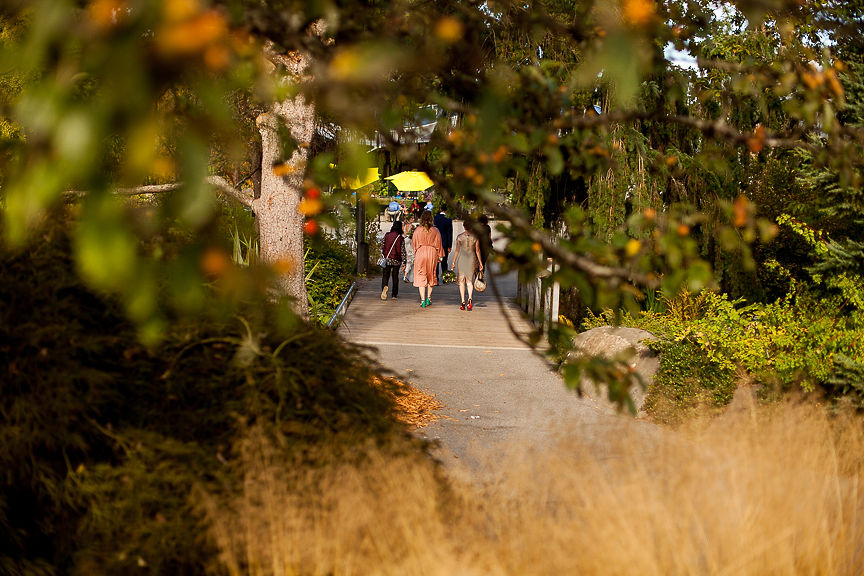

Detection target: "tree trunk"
[253, 41, 320, 317]
[254, 95, 314, 316]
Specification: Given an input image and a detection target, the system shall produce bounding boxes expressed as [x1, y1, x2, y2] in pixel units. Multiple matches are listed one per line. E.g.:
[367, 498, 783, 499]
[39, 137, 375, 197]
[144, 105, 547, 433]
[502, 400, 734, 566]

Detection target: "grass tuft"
[208, 400, 864, 575]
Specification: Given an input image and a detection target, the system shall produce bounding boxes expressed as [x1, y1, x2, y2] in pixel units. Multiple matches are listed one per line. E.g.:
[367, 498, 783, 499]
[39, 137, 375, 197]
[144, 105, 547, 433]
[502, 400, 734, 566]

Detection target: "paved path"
[339, 227, 623, 478]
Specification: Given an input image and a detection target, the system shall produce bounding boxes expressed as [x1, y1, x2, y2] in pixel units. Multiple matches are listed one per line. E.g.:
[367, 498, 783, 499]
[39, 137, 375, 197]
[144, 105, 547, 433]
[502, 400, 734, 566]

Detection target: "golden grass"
[205, 401, 864, 576]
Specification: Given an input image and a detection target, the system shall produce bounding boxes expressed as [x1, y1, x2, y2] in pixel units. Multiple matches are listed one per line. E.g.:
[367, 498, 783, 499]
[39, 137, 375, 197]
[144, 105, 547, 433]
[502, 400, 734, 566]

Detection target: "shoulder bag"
[473, 270, 487, 292]
[378, 235, 397, 268]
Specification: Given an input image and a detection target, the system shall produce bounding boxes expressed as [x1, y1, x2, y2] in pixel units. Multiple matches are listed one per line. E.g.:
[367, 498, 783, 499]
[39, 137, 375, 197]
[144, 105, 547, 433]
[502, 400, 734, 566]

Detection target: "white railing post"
[518, 258, 559, 335]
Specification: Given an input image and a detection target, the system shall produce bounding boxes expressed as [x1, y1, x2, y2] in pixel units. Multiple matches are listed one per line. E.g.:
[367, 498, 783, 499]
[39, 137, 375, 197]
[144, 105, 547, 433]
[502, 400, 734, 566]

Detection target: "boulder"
[567, 326, 659, 414]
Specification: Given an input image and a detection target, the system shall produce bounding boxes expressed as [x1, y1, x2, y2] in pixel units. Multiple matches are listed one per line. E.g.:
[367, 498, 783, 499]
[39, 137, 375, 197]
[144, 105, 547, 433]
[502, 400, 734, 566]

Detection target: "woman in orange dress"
[411, 209, 445, 307]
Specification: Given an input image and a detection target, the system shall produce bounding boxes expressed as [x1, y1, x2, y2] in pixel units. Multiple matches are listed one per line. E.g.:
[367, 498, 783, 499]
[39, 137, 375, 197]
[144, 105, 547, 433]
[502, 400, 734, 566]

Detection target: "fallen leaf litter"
[371, 376, 444, 429]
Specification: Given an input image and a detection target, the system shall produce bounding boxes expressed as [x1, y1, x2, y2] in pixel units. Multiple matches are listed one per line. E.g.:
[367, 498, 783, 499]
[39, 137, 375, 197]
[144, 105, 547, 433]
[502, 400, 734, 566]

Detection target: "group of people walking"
[380, 203, 492, 311]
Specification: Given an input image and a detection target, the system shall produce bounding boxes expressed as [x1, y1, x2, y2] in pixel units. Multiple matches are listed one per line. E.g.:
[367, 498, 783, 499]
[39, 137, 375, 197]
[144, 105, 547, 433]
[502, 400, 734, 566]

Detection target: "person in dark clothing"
[433, 204, 453, 281]
[477, 214, 493, 270]
[380, 220, 407, 300]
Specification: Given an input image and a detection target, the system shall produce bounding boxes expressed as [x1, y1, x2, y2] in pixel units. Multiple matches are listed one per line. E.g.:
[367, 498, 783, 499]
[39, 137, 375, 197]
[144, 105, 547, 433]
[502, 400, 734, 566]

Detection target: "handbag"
[473, 270, 487, 292]
[378, 235, 397, 268]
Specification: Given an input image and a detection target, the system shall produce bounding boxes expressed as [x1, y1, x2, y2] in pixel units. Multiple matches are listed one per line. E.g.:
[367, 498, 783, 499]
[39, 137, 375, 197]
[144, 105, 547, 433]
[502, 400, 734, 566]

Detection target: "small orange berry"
[304, 220, 319, 236]
[201, 247, 230, 276]
[272, 163, 295, 176]
[623, 0, 656, 26]
[492, 145, 508, 163]
[204, 44, 230, 70]
[434, 16, 463, 43]
[272, 259, 295, 274]
[298, 198, 323, 216]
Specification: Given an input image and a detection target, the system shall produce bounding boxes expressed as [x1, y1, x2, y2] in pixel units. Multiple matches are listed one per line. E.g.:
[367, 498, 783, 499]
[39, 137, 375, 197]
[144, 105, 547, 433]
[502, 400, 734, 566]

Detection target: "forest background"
[2, 0, 864, 573]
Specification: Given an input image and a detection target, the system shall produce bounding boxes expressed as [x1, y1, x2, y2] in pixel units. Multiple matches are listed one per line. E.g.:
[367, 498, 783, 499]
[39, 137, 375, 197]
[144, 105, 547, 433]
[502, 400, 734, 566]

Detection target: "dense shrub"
[584, 281, 864, 421]
[304, 233, 356, 323]
[0, 222, 406, 574]
[642, 338, 736, 424]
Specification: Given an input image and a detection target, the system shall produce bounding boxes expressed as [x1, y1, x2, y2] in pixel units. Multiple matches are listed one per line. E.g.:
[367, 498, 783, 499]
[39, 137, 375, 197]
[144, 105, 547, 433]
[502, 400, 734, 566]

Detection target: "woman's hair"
[478, 214, 489, 225]
[419, 210, 433, 229]
[391, 220, 403, 234]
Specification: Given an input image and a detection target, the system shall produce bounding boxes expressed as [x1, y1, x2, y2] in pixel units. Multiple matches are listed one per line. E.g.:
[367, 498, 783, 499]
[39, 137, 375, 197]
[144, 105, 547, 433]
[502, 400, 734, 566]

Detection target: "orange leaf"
[746, 125, 765, 154]
[157, 11, 227, 56]
[733, 195, 749, 228]
[87, 0, 126, 30]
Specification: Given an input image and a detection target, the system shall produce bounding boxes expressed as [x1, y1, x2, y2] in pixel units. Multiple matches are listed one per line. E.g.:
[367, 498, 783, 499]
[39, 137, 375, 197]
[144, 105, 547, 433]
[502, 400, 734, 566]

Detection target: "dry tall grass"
[205, 401, 864, 575]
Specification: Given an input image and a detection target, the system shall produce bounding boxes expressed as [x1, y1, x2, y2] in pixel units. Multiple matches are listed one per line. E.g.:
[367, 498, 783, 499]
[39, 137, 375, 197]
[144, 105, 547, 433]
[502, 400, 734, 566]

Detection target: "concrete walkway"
[339, 260, 627, 478]
[340, 219, 633, 477]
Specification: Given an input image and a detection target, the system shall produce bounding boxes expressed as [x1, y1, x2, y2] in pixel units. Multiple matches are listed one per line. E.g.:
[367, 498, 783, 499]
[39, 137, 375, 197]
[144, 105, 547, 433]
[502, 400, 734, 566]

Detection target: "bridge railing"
[516, 258, 559, 334]
[326, 281, 358, 330]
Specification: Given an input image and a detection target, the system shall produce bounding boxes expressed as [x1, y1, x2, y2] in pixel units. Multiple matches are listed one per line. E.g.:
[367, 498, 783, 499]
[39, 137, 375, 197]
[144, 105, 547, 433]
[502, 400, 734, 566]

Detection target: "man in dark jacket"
[433, 204, 453, 282]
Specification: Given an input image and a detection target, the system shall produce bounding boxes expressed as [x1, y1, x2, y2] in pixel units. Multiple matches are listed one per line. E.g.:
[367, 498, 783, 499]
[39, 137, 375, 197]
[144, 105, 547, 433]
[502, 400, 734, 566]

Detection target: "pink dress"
[411, 226, 445, 287]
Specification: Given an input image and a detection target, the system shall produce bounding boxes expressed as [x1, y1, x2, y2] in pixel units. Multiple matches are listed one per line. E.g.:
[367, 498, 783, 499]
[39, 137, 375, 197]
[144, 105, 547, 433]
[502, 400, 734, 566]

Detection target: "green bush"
[0, 222, 406, 574]
[584, 281, 864, 421]
[305, 233, 355, 323]
[642, 338, 736, 424]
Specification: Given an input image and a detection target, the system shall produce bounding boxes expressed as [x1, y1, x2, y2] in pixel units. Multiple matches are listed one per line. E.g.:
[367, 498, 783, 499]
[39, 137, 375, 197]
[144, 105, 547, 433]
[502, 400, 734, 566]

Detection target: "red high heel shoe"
[467, 299, 473, 311]
[460, 302, 465, 310]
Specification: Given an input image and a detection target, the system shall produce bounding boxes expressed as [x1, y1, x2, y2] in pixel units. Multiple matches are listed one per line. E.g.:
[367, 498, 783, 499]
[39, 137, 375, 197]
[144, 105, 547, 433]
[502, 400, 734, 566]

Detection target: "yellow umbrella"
[385, 171, 434, 192]
[340, 168, 380, 190]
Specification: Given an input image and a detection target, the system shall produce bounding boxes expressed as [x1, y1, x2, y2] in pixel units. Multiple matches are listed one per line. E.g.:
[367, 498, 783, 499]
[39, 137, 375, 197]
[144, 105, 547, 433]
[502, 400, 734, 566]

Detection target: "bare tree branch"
[206, 175, 255, 208]
[487, 202, 658, 287]
[114, 183, 183, 195]
[65, 177, 255, 209]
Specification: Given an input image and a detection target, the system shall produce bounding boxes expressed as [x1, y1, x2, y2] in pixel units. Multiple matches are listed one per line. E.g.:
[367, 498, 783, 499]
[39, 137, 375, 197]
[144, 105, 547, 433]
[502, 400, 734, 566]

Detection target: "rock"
[567, 326, 659, 414]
